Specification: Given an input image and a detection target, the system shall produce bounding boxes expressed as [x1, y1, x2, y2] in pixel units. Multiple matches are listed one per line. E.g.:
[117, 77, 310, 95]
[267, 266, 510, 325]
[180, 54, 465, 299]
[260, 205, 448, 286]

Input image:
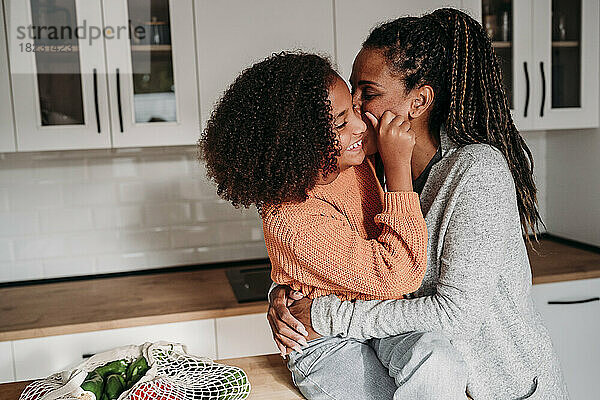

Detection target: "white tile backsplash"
[43, 256, 96, 278]
[39, 208, 93, 233]
[0, 239, 14, 262]
[9, 184, 62, 210]
[13, 235, 66, 260]
[63, 183, 119, 206]
[144, 203, 192, 226]
[92, 206, 144, 229]
[0, 212, 38, 236]
[118, 229, 171, 252]
[0, 146, 267, 283]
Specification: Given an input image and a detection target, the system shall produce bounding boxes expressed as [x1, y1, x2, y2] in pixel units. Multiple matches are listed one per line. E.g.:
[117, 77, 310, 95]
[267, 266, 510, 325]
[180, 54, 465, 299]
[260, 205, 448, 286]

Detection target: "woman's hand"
[365, 111, 415, 192]
[289, 297, 322, 342]
[267, 285, 309, 356]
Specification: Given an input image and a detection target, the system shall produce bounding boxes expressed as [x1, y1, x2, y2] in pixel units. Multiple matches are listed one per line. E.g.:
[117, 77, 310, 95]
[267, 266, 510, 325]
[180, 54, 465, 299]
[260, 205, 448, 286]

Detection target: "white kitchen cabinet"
[195, 0, 335, 129]
[0, 341, 15, 384]
[0, 1, 16, 153]
[216, 313, 278, 359]
[4, 0, 200, 151]
[6, 0, 112, 151]
[334, 0, 465, 83]
[13, 319, 216, 381]
[477, 0, 599, 131]
[103, 0, 200, 148]
[531, 278, 600, 400]
[532, 0, 599, 130]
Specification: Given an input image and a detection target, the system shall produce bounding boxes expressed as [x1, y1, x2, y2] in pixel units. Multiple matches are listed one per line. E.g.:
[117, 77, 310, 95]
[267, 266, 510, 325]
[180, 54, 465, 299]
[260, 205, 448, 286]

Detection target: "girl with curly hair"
[200, 52, 468, 399]
[268, 7, 570, 400]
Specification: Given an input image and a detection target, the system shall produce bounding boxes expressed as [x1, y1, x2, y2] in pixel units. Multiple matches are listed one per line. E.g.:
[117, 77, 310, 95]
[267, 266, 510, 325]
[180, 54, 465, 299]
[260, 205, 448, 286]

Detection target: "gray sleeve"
[311, 157, 517, 341]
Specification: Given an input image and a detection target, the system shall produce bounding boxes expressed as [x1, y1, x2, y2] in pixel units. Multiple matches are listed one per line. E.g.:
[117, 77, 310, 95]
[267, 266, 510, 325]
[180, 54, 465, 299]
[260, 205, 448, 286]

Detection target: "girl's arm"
[309, 152, 517, 340]
[265, 190, 427, 299]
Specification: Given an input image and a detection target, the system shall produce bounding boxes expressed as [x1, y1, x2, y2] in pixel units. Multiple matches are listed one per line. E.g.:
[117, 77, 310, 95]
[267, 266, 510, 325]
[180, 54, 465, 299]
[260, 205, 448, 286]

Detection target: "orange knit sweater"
[262, 156, 428, 301]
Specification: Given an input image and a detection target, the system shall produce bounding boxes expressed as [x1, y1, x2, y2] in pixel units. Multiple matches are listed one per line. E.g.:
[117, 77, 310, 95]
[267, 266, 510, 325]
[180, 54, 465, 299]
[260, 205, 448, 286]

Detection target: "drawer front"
[13, 320, 216, 381]
[216, 313, 278, 359]
[531, 278, 600, 400]
[0, 341, 15, 383]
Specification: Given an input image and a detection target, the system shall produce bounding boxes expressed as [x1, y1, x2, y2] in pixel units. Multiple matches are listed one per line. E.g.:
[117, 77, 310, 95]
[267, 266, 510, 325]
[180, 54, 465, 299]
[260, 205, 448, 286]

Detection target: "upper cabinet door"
[195, 0, 335, 129]
[0, 0, 16, 153]
[335, 0, 464, 83]
[533, 0, 599, 130]
[5, 0, 111, 151]
[103, 0, 200, 148]
[482, 0, 534, 131]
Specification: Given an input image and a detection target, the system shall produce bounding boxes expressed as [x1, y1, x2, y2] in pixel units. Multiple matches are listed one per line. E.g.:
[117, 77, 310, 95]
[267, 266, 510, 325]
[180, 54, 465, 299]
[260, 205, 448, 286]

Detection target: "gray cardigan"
[303, 131, 570, 399]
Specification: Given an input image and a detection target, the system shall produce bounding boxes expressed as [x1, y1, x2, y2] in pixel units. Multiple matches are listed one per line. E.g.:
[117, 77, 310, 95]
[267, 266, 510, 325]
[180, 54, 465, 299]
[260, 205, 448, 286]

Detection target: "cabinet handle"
[539, 62, 546, 117]
[93, 68, 101, 134]
[116, 68, 124, 133]
[548, 297, 599, 305]
[523, 62, 530, 118]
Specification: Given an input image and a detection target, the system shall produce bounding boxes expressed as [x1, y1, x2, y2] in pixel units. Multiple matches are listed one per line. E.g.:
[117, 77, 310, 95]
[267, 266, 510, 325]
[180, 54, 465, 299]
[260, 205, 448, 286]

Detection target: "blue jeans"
[286, 331, 468, 400]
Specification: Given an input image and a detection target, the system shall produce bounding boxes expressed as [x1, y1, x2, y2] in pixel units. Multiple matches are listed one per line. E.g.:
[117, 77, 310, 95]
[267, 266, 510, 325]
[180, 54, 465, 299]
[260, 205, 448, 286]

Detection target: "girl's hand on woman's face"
[267, 285, 310, 356]
[365, 110, 415, 167]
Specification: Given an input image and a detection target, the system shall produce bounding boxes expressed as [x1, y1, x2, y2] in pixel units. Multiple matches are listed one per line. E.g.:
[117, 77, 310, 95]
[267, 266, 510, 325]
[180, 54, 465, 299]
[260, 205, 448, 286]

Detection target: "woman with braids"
[201, 51, 470, 398]
[268, 7, 569, 400]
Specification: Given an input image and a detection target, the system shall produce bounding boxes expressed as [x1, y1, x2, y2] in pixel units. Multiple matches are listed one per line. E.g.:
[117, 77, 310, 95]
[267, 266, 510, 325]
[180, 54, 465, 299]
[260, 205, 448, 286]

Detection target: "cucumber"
[80, 371, 104, 400]
[104, 374, 126, 400]
[94, 360, 129, 380]
[125, 356, 149, 388]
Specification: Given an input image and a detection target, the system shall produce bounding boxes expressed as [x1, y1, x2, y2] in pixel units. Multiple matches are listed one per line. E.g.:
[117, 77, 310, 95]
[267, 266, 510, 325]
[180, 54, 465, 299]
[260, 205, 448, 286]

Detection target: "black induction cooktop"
[225, 263, 272, 303]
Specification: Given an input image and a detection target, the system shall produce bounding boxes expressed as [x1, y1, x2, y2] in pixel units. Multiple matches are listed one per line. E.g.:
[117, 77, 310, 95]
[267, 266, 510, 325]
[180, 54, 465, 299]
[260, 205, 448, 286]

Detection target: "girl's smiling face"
[328, 74, 368, 172]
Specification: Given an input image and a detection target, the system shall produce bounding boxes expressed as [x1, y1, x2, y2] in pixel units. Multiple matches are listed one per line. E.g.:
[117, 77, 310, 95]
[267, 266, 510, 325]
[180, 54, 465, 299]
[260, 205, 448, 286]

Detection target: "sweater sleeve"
[310, 156, 516, 340]
[267, 191, 427, 299]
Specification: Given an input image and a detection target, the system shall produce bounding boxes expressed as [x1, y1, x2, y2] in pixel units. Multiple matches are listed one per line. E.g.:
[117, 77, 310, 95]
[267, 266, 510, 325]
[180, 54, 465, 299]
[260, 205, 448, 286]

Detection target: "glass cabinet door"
[533, 0, 599, 130]
[5, 0, 110, 151]
[481, 0, 533, 131]
[103, 0, 199, 148]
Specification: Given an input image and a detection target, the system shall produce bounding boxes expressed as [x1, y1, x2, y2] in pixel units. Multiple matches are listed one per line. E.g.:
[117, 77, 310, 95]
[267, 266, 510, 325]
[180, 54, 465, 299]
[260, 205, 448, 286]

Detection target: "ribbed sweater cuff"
[383, 191, 422, 216]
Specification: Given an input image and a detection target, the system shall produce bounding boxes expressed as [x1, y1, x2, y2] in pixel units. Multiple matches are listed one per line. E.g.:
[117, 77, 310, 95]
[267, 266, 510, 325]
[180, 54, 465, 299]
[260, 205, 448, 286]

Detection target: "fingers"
[379, 110, 396, 128]
[275, 300, 309, 337]
[288, 289, 304, 301]
[267, 312, 306, 353]
[364, 111, 379, 130]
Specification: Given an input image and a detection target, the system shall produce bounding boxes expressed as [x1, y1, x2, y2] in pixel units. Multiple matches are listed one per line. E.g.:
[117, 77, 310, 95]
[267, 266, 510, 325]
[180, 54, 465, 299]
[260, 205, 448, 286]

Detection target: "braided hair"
[364, 8, 542, 237]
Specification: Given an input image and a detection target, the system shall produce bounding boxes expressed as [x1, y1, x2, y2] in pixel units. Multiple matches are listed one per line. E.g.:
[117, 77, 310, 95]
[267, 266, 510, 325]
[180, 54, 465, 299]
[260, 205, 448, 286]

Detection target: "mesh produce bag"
[19, 341, 251, 400]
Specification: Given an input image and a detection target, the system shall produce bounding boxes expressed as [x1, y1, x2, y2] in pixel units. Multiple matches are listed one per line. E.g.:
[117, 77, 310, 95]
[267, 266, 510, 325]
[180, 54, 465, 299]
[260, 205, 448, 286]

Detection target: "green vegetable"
[94, 360, 129, 379]
[100, 394, 109, 400]
[104, 374, 126, 400]
[80, 371, 104, 400]
[125, 356, 149, 388]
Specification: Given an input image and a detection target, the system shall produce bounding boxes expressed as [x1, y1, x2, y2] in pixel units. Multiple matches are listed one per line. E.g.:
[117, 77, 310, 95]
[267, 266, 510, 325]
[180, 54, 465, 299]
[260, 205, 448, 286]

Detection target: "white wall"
[0, 147, 267, 283]
[546, 127, 600, 246]
[544, 24, 600, 247]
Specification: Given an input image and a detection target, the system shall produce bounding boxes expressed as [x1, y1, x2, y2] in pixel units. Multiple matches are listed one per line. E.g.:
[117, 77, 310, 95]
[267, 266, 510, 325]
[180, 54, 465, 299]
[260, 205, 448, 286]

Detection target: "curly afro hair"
[198, 51, 340, 212]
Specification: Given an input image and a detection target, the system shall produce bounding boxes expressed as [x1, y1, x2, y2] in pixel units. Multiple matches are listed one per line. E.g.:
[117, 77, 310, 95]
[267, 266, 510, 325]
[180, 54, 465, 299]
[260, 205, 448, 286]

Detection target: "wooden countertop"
[0, 267, 268, 342]
[0, 238, 598, 342]
[0, 354, 303, 400]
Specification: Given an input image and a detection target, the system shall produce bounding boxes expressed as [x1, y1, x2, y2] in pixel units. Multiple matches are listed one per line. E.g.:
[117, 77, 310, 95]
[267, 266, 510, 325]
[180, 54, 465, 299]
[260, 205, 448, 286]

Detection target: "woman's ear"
[409, 85, 435, 119]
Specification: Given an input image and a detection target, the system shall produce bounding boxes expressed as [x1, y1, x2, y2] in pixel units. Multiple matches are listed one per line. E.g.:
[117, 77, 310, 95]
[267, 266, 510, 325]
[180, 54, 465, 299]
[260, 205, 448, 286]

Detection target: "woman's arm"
[266, 190, 427, 298]
[310, 155, 519, 340]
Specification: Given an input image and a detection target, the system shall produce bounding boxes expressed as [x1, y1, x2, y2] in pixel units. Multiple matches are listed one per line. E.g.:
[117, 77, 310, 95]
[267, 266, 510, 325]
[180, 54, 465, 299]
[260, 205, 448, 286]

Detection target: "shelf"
[131, 44, 172, 52]
[552, 41, 579, 48]
[492, 41, 512, 49]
